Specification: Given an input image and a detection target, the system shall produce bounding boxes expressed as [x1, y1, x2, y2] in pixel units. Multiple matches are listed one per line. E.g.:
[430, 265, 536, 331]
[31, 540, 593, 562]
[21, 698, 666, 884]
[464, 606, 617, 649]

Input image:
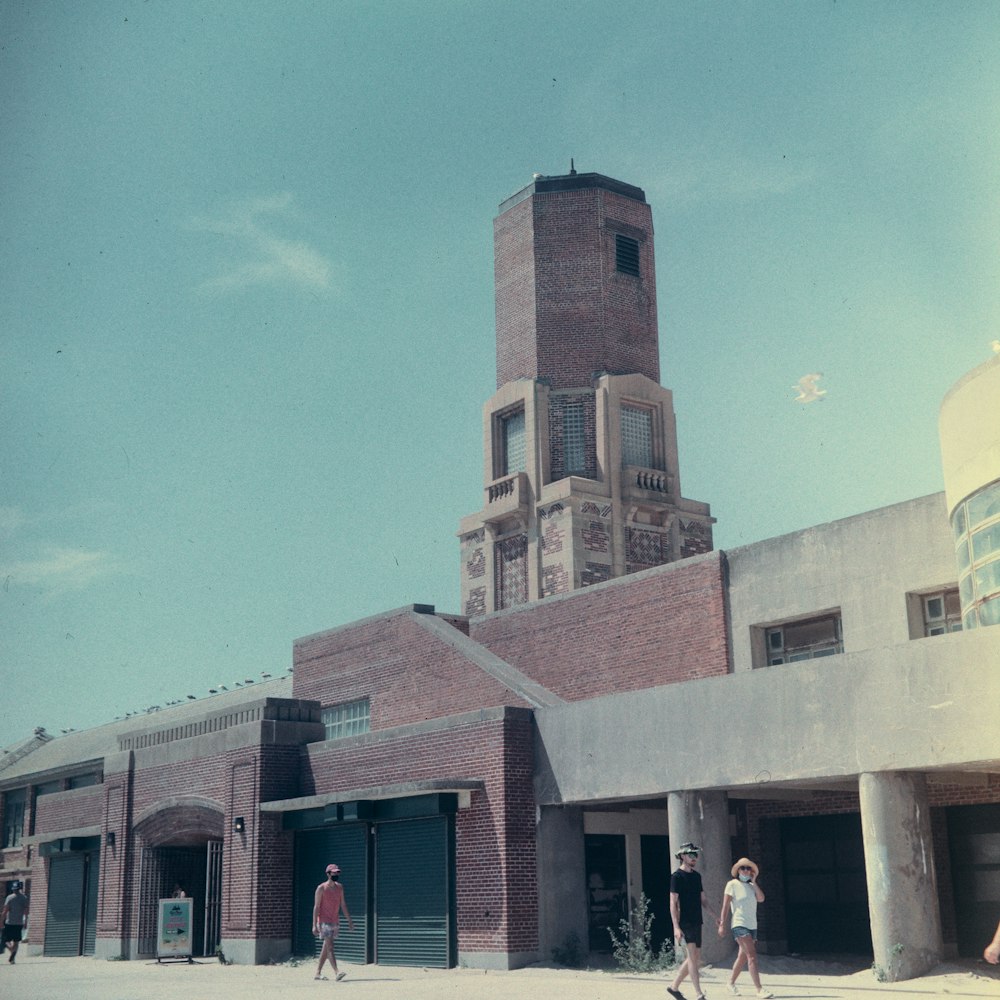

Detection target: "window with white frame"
[621, 405, 653, 468]
[922, 590, 963, 636]
[322, 698, 370, 741]
[765, 613, 843, 665]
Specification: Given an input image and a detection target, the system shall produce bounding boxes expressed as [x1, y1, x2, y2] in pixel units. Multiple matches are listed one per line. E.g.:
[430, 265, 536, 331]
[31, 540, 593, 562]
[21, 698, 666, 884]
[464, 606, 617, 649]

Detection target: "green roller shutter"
[293, 823, 369, 962]
[44, 854, 85, 956]
[375, 816, 452, 968]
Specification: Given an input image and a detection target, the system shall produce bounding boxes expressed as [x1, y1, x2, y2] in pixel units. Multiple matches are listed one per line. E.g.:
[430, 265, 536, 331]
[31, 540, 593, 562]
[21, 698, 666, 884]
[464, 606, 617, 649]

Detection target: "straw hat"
[731, 857, 759, 878]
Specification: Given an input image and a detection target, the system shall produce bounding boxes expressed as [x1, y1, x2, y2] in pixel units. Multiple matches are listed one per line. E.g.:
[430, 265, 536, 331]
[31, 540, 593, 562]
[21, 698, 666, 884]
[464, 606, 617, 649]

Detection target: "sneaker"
[756, 992, 774, 999]
[667, 990, 687, 1000]
[729, 986, 741, 996]
[335, 972, 346, 981]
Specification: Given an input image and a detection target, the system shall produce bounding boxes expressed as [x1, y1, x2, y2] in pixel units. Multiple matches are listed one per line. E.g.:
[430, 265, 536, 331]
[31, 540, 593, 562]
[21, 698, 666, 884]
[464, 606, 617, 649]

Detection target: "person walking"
[985, 916, 1000, 964]
[2, 880, 29, 964]
[717, 858, 772, 998]
[312, 863, 354, 981]
[667, 843, 719, 1000]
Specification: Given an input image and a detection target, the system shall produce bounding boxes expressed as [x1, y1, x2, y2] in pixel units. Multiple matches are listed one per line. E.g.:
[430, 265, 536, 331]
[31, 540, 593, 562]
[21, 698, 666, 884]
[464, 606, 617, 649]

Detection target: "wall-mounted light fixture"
[107, 830, 116, 848]
[233, 816, 245, 834]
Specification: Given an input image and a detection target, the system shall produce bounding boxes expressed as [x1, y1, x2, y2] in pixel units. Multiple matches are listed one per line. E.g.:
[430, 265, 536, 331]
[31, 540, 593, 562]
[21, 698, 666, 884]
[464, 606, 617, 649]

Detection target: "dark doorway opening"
[780, 813, 871, 955]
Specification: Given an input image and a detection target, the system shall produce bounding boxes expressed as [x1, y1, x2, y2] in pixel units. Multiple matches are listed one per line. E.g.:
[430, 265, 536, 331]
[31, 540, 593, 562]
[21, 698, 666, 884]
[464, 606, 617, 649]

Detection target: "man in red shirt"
[312, 863, 354, 981]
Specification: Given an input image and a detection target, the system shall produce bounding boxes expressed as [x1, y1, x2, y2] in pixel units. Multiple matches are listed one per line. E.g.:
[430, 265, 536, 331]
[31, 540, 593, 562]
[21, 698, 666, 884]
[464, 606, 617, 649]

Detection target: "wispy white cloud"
[1, 546, 121, 594]
[190, 193, 334, 295]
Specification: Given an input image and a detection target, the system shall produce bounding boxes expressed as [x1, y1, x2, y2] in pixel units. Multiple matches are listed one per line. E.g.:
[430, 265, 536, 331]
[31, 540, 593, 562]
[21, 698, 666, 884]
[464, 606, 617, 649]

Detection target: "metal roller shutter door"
[293, 824, 369, 962]
[375, 816, 451, 968]
[44, 855, 85, 957]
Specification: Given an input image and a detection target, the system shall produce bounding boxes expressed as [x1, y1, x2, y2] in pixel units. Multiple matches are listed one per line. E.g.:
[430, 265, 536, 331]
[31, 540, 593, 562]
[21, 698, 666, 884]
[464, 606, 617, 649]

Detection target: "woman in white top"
[717, 857, 772, 998]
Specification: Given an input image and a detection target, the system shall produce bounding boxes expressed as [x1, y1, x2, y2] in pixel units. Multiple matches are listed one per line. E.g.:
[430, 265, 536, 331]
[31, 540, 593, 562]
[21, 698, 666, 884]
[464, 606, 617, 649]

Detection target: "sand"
[2, 953, 998, 1000]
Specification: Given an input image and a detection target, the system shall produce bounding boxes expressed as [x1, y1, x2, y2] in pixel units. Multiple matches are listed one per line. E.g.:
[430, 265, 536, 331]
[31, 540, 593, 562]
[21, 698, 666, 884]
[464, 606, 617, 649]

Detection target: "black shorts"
[679, 923, 702, 948]
[2, 925, 23, 944]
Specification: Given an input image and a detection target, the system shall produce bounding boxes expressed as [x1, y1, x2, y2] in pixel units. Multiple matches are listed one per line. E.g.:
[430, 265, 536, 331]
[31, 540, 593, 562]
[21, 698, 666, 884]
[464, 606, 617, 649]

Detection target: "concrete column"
[667, 790, 732, 965]
[535, 805, 588, 964]
[859, 771, 942, 981]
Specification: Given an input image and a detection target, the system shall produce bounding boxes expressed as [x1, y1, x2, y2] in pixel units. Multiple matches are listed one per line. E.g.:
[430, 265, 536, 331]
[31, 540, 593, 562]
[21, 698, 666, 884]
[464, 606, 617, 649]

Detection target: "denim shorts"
[732, 926, 757, 940]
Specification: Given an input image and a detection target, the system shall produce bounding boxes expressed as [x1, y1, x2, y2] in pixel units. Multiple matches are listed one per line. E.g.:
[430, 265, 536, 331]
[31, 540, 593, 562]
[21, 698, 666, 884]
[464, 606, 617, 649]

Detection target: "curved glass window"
[980, 597, 1000, 626]
[951, 477, 1000, 627]
[956, 537, 971, 573]
[967, 480, 1000, 529]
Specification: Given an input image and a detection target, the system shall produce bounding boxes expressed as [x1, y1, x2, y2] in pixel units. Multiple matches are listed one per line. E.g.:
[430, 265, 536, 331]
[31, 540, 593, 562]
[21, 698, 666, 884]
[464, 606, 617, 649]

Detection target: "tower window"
[501, 409, 526, 476]
[621, 405, 653, 468]
[563, 401, 586, 475]
[615, 234, 640, 277]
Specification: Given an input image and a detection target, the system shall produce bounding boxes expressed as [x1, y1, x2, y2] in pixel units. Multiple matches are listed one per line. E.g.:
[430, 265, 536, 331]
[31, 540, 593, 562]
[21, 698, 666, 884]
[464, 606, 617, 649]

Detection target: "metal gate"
[137, 846, 162, 956]
[375, 816, 451, 968]
[204, 840, 223, 956]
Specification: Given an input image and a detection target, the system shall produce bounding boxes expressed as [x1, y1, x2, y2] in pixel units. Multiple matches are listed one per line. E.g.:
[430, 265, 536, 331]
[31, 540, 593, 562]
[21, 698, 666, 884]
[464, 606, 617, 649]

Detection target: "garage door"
[947, 803, 1000, 957]
[44, 851, 99, 957]
[293, 823, 369, 962]
[375, 816, 452, 967]
[781, 813, 871, 955]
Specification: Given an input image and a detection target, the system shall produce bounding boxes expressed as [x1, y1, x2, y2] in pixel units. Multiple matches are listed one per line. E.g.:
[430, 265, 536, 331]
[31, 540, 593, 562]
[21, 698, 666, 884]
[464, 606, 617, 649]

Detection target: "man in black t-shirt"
[667, 843, 718, 1000]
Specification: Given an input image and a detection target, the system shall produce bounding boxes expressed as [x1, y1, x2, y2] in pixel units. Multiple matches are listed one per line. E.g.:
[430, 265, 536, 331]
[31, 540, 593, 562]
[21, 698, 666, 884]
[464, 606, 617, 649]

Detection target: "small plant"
[551, 930, 584, 968]
[608, 892, 675, 973]
[872, 944, 905, 983]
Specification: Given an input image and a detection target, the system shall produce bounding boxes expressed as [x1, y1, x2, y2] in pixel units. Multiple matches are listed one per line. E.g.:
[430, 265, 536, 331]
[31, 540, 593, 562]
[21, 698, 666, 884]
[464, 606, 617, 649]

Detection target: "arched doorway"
[132, 799, 224, 958]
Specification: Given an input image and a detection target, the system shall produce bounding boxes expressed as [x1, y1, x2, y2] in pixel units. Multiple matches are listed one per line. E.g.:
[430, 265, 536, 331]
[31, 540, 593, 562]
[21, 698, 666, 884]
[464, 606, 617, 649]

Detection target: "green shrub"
[608, 892, 675, 972]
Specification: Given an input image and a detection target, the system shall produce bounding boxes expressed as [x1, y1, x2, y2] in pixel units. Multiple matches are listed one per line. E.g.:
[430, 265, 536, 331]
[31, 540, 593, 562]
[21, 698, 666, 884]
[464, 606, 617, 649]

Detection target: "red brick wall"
[494, 186, 659, 391]
[470, 552, 731, 701]
[293, 609, 533, 725]
[494, 197, 537, 390]
[302, 710, 537, 955]
[32, 784, 103, 834]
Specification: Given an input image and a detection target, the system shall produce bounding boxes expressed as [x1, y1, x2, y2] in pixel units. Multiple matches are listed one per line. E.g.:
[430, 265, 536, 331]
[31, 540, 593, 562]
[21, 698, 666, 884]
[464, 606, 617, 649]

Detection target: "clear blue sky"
[3, 1, 999, 747]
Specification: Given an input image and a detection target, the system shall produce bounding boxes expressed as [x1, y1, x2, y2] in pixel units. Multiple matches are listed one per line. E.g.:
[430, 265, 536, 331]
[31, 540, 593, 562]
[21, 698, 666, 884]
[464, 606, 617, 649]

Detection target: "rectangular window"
[322, 698, 370, 741]
[923, 590, 963, 636]
[764, 613, 843, 665]
[621, 405, 653, 468]
[68, 772, 101, 789]
[501, 409, 526, 476]
[563, 401, 586, 475]
[615, 234, 640, 276]
[2, 788, 26, 848]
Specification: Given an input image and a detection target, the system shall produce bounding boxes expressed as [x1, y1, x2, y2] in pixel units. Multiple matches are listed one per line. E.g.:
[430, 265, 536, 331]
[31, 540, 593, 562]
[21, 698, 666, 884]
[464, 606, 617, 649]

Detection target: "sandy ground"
[2, 954, 998, 1000]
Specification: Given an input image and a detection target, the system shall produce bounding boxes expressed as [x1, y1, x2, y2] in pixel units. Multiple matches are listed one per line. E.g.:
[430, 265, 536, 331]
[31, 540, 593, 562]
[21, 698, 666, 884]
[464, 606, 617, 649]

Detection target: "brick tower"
[458, 168, 714, 616]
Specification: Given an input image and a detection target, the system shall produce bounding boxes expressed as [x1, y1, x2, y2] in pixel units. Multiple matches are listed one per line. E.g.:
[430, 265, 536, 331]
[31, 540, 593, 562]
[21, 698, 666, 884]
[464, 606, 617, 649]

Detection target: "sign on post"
[156, 897, 193, 961]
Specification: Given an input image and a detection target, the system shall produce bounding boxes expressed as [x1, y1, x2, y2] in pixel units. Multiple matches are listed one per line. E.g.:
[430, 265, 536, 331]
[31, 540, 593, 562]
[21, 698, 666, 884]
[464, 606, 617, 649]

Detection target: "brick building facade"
[2, 170, 998, 981]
